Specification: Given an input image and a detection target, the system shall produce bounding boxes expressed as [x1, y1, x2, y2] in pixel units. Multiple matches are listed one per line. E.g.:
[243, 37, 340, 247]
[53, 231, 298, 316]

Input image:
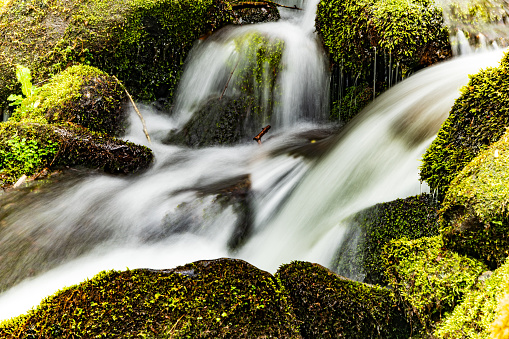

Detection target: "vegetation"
[420, 52, 509, 200]
[490, 293, 509, 339]
[277, 261, 411, 338]
[382, 236, 487, 334]
[333, 194, 440, 285]
[434, 257, 509, 338]
[0, 259, 301, 338]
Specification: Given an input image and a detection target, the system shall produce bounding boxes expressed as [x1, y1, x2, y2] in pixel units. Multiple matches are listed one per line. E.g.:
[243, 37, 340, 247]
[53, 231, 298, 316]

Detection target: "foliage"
[434, 257, 509, 338]
[9, 64, 128, 136]
[440, 128, 509, 269]
[0, 131, 58, 184]
[333, 194, 440, 285]
[0, 258, 301, 338]
[382, 236, 488, 334]
[277, 261, 411, 338]
[6, 64, 41, 116]
[420, 52, 509, 200]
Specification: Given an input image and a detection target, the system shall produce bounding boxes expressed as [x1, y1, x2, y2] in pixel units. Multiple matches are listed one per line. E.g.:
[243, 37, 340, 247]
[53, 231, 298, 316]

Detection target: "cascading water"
[0, 0, 506, 324]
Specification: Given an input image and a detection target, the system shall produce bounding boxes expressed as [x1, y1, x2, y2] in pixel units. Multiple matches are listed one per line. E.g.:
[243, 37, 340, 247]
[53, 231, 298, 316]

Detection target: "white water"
[0, 0, 507, 323]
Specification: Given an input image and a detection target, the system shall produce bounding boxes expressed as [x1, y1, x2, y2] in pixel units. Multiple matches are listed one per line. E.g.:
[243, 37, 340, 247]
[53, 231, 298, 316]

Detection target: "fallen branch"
[220, 58, 240, 100]
[113, 76, 151, 144]
[232, 1, 302, 10]
[253, 125, 271, 145]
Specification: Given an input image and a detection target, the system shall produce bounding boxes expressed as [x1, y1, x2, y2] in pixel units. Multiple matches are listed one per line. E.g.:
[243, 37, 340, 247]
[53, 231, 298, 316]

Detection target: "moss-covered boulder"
[317, 0, 451, 120]
[382, 236, 487, 334]
[10, 64, 128, 136]
[439, 128, 509, 269]
[490, 293, 509, 339]
[0, 121, 153, 187]
[332, 194, 440, 285]
[0, 0, 279, 112]
[420, 52, 509, 200]
[0, 258, 301, 338]
[434, 257, 509, 338]
[277, 261, 411, 338]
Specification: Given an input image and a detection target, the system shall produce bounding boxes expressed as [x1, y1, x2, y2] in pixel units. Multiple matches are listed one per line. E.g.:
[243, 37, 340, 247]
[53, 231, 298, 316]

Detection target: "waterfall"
[0, 0, 506, 323]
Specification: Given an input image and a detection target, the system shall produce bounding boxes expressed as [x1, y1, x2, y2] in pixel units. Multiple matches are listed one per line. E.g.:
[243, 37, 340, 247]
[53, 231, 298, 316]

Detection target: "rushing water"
[0, 0, 507, 322]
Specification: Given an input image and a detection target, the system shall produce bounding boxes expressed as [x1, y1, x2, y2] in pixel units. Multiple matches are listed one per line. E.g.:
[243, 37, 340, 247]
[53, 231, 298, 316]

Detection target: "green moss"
[434, 257, 509, 338]
[330, 82, 374, 122]
[315, 0, 450, 78]
[439, 128, 509, 269]
[333, 194, 440, 285]
[382, 236, 487, 333]
[277, 261, 411, 338]
[420, 52, 509, 200]
[9, 64, 127, 135]
[0, 258, 301, 338]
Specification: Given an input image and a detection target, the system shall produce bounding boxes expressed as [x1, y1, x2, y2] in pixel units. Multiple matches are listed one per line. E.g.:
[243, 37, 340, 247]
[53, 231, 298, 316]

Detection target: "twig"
[220, 58, 240, 100]
[113, 76, 151, 144]
[253, 125, 271, 145]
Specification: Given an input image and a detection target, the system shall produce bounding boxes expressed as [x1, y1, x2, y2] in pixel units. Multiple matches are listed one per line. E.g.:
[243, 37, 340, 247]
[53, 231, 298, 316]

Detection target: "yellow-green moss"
[420, 52, 509, 200]
[0, 258, 301, 338]
[490, 293, 509, 339]
[382, 236, 487, 334]
[434, 257, 509, 338]
[440, 128, 509, 269]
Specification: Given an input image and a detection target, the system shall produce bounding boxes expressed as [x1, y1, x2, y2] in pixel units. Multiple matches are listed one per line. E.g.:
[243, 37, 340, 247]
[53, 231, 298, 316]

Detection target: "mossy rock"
[420, 52, 509, 200]
[277, 261, 411, 338]
[332, 194, 440, 285]
[0, 121, 153, 187]
[0, 258, 301, 338]
[490, 292, 509, 339]
[382, 236, 487, 334]
[434, 257, 509, 338]
[166, 96, 262, 147]
[317, 0, 450, 116]
[10, 64, 128, 136]
[330, 82, 374, 123]
[440, 128, 509, 269]
[0, 0, 279, 112]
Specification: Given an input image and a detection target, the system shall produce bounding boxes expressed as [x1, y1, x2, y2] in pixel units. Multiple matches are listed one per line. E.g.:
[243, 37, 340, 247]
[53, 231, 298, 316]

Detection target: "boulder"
[420, 51, 509, 200]
[0, 258, 301, 338]
[332, 193, 440, 285]
[277, 261, 411, 338]
[382, 236, 487, 334]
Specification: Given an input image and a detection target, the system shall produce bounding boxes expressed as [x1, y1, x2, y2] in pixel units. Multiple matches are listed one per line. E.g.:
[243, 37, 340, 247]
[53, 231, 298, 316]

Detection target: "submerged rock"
[0, 258, 301, 338]
[332, 193, 440, 285]
[277, 261, 411, 338]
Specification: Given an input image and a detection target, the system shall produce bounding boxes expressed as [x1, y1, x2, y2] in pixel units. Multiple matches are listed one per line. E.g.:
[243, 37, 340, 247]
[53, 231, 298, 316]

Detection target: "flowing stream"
[0, 0, 507, 322]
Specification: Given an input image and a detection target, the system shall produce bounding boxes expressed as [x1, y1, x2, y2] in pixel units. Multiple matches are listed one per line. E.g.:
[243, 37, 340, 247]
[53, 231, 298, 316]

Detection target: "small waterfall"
[171, 0, 329, 129]
[238, 49, 506, 271]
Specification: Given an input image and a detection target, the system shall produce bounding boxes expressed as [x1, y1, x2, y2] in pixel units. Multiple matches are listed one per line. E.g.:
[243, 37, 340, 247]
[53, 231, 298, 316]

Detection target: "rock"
[420, 52, 509, 200]
[277, 261, 411, 338]
[9, 64, 128, 136]
[440, 128, 509, 269]
[0, 121, 153, 187]
[382, 236, 487, 334]
[434, 257, 509, 338]
[332, 193, 440, 285]
[0, 258, 301, 338]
